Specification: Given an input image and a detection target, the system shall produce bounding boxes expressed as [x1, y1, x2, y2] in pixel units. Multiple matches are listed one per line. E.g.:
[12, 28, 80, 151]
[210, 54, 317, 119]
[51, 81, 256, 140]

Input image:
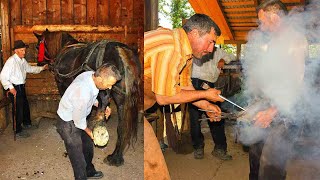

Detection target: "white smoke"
[238, 0, 320, 145]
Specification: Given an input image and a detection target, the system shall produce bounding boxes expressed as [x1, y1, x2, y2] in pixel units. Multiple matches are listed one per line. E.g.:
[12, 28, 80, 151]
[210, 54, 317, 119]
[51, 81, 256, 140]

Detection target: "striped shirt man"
[144, 28, 193, 102]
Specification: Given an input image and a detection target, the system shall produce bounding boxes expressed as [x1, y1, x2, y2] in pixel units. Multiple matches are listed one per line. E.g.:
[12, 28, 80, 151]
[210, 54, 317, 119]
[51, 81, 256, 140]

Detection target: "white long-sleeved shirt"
[0, 54, 44, 90]
[57, 71, 99, 130]
[192, 48, 236, 83]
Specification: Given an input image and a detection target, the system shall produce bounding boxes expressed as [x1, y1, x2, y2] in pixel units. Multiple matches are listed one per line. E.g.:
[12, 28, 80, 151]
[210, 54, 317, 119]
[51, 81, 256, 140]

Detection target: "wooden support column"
[144, 0, 158, 31]
[236, 43, 242, 61]
[1, 0, 11, 61]
[0, 0, 11, 130]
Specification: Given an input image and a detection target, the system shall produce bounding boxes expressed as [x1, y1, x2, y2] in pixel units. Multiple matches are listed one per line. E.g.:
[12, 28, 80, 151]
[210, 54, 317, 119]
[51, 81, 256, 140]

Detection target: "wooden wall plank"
[109, 0, 121, 26]
[87, 0, 97, 25]
[21, 0, 33, 25]
[61, 0, 73, 24]
[47, 0, 61, 24]
[121, 0, 133, 26]
[97, 0, 109, 25]
[10, 0, 21, 26]
[133, 0, 143, 27]
[33, 0, 47, 25]
[74, 0, 87, 24]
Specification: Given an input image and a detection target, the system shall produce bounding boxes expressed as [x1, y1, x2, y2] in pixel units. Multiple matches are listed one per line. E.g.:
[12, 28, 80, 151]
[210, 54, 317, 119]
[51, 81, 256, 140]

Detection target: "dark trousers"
[9, 84, 31, 133]
[189, 78, 227, 150]
[57, 118, 96, 180]
[249, 123, 299, 180]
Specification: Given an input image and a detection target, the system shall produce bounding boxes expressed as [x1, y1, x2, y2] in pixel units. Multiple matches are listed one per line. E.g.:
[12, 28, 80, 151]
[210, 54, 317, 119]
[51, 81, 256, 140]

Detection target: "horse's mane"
[43, 31, 78, 59]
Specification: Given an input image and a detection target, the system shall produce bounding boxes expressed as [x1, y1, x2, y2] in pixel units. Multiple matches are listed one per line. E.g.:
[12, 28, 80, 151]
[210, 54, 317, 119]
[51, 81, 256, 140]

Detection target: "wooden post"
[0, 0, 11, 130]
[144, 0, 158, 31]
[1, 0, 11, 61]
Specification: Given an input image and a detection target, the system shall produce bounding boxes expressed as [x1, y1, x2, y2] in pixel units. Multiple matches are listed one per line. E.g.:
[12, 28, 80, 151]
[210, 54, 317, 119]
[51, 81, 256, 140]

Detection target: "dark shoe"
[211, 149, 232, 161]
[160, 142, 168, 153]
[23, 124, 37, 130]
[194, 148, 204, 159]
[87, 171, 104, 179]
[16, 131, 30, 138]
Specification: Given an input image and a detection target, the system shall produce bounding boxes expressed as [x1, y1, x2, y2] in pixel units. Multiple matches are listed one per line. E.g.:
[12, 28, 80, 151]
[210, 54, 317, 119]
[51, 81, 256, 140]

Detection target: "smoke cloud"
[238, 0, 320, 149]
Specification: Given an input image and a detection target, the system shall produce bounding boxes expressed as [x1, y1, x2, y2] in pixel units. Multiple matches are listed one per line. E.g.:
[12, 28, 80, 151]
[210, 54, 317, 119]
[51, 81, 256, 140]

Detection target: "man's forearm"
[155, 89, 207, 105]
[192, 99, 211, 110]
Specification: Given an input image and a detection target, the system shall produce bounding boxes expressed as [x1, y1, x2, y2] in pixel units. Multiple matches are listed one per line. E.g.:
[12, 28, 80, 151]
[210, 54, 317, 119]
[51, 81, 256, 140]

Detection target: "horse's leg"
[103, 91, 125, 166]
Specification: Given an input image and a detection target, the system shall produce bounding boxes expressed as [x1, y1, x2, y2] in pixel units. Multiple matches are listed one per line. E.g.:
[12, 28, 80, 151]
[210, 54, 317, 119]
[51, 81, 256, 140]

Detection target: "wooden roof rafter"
[189, 0, 234, 40]
[188, 0, 307, 43]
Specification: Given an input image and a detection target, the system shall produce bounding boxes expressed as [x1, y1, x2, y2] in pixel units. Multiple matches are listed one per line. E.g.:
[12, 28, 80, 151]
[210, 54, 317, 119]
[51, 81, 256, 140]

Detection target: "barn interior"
[145, 0, 320, 179]
[0, 0, 143, 179]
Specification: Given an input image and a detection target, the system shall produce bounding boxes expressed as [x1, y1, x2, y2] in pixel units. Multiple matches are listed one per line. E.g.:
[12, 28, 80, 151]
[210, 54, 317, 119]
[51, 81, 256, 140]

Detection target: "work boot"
[87, 171, 104, 179]
[211, 149, 232, 160]
[194, 148, 204, 159]
[16, 131, 30, 138]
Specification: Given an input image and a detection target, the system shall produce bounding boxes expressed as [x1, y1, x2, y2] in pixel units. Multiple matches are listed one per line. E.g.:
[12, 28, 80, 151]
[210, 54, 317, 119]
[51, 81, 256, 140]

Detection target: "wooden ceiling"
[188, 0, 307, 43]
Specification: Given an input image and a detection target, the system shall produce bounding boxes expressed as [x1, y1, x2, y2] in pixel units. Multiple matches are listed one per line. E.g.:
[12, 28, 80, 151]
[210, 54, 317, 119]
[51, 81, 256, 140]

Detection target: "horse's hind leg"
[103, 92, 125, 166]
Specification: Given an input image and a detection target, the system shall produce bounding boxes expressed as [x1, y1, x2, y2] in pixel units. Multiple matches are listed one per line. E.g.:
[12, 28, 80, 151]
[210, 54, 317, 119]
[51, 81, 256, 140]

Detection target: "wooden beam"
[221, 1, 255, 6]
[226, 12, 257, 17]
[189, 0, 234, 40]
[234, 31, 249, 37]
[12, 25, 135, 33]
[229, 18, 258, 23]
[224, 7, 256, 13]
[224, 40, 247, 44]
[232, 26, 256, 31]
[231, 22, 258, 27]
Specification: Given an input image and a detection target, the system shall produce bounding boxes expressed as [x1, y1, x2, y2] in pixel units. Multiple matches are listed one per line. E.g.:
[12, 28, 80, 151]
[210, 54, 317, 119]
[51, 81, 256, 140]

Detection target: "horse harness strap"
[56, 40, 110, 78]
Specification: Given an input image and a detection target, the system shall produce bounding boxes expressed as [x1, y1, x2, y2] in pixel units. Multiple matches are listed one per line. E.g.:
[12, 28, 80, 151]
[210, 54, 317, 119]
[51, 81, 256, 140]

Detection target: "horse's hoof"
[103, 154, 124, 167]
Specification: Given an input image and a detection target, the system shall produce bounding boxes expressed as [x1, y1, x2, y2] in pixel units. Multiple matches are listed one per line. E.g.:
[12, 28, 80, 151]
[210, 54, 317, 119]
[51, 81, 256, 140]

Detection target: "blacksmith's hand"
[253, 107, 277, 128]
[93, 100, 99, 107]
[205, 103, 222, 122]
[206, 88, 224, 102]
[9, 88, 17, 97]
[43, 64, 49, 70]
[84, 127, 94, 140]
[105, 106, 111, 119]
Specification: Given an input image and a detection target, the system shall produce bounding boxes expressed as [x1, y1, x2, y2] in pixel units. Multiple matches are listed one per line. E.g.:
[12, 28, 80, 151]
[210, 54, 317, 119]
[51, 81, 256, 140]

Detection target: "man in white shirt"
[190, 48, 236, 160]
[0, 40, 48, 138]
[56, 64, 121, 180]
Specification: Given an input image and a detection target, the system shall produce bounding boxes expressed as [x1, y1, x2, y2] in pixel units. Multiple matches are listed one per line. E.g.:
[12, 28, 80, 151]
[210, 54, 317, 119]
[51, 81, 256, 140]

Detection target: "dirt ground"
[0, 110, 143, 180]
[164, 122, 320, 180]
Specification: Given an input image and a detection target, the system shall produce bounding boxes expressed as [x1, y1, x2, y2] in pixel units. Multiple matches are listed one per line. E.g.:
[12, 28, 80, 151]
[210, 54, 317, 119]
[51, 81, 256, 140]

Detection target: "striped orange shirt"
[144, 28, 193, 97]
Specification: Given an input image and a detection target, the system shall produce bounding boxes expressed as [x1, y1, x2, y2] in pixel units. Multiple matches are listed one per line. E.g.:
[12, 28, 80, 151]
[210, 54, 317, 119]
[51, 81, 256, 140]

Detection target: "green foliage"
[159, 0, 194, 28]
[220, 44, 237, 56]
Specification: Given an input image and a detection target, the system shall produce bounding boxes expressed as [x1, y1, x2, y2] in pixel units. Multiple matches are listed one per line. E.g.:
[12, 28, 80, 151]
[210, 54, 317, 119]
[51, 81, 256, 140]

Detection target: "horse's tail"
[117, 47, 142, 149]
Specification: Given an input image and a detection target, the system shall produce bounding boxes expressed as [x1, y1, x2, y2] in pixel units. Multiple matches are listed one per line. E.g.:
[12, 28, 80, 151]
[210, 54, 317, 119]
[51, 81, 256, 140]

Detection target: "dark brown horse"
[34, 29, 141, 166]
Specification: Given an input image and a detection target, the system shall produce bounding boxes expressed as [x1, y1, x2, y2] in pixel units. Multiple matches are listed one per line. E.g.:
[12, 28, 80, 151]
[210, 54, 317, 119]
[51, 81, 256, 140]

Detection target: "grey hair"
[94, 63, 122, 81]
[183, 13, 221, 37]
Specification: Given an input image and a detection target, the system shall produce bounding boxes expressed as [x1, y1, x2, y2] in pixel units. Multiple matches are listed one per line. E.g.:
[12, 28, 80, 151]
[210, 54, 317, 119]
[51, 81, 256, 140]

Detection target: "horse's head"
[34, 29, 78, 68]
